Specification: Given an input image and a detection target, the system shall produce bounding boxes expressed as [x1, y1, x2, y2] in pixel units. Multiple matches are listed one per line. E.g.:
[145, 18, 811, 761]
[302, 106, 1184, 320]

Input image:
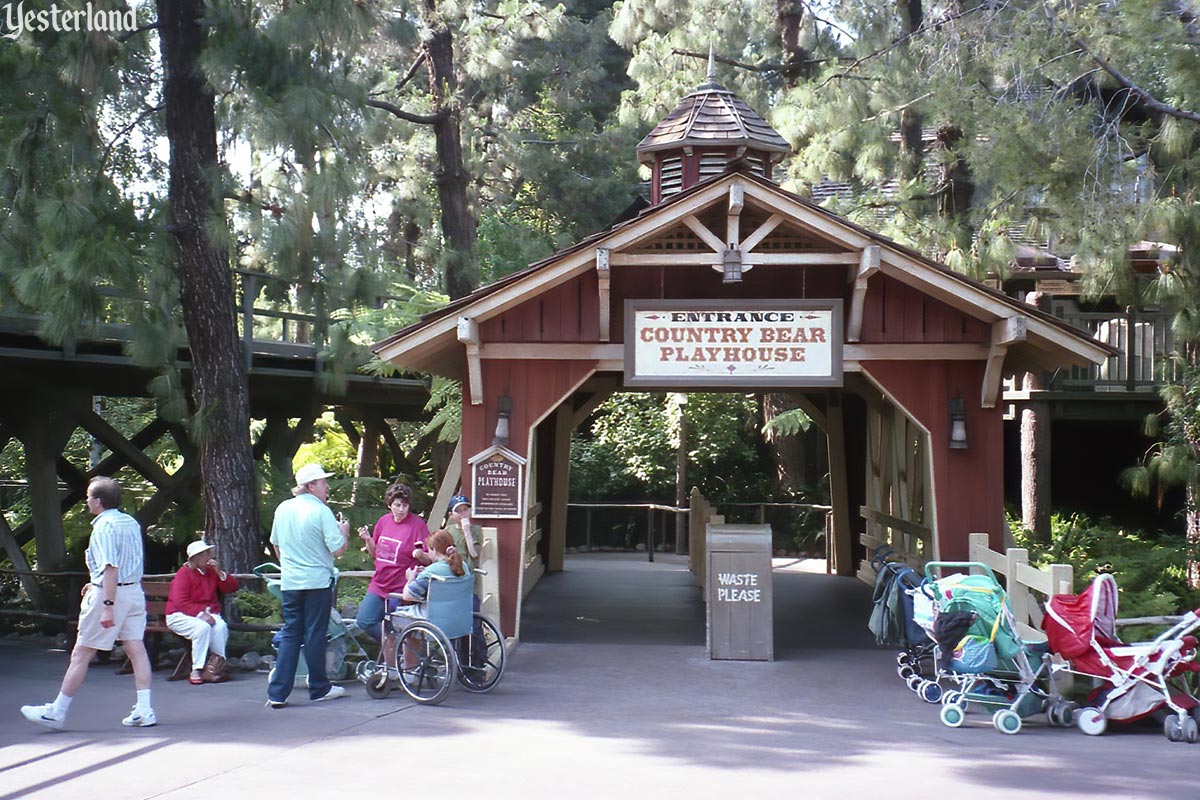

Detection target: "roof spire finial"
[706, 41, 716, 84]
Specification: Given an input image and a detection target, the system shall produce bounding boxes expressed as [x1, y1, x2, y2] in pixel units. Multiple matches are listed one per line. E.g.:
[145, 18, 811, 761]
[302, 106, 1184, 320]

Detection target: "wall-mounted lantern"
[493, 394, 512, 447]
[948, 394, 968, 450]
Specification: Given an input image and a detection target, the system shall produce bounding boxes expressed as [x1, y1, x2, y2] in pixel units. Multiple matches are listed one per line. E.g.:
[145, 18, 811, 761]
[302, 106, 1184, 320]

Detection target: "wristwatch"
[102, 599, 115, 606]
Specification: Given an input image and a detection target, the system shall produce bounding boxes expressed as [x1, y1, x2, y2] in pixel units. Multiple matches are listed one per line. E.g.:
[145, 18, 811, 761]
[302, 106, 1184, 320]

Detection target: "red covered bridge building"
[374, 74, 1109, 639]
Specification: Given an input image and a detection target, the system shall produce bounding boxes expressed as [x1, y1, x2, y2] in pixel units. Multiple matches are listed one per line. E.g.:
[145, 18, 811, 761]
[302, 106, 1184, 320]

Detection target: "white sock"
[136, 689, 152, 711]
[52, 693, 72, 715]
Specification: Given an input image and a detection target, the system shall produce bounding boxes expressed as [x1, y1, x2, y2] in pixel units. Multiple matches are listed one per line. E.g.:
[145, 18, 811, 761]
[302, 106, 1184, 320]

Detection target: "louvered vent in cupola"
[698, 153, 727, 182]
[659, 156, 683, 198]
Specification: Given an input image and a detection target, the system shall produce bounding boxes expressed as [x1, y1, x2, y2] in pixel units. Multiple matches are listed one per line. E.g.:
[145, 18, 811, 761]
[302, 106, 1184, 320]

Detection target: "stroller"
[253, 563, 369, 683]
[867, 549, 937, 701]
[1043, 573, 1200, 742]
[922, 562, 1063, 734]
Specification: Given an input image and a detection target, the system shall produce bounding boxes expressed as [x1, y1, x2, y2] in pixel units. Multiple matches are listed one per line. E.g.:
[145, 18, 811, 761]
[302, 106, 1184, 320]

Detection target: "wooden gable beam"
[726, 182, 744, 249]
[740, 213, 784, 253]
[596, 248, 610, 342]
[982, 316, 1028, 408]
[682, 215, 725, 253]
[457, 316, 483, 405]
[847, 245, 881, 343]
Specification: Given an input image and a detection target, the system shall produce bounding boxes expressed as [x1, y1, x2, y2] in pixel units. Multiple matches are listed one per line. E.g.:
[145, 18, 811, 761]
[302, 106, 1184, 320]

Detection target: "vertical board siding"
[861, 274, 989, 345]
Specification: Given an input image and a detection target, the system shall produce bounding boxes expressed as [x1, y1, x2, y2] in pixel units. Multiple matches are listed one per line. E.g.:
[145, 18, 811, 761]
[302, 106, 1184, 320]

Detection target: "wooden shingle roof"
[635, 78, 791, 164]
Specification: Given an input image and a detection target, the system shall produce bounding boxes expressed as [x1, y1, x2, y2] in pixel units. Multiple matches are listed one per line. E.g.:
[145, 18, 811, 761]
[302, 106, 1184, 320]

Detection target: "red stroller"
[1043, 573, 1200, 742]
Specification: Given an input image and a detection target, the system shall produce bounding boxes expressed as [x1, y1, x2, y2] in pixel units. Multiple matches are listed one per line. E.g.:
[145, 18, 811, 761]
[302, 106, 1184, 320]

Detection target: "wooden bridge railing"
[966, 531, 1073, 641]
[856, 505, 931, 584]
[1052, 307, 1179, 392]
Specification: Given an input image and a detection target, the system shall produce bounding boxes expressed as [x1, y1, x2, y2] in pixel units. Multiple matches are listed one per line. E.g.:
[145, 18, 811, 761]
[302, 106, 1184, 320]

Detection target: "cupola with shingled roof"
[636, 49, 791, 205]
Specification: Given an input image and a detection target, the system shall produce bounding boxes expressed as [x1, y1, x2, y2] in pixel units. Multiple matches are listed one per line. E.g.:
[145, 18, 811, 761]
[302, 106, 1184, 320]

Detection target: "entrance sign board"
[624, 300, 843, 388]
[468, 445, 527, 519]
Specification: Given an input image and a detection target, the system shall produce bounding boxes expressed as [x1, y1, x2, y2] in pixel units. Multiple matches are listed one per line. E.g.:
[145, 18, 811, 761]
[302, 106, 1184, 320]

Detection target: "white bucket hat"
[294, 463, 335, 489]
[186, 540, 214, 560]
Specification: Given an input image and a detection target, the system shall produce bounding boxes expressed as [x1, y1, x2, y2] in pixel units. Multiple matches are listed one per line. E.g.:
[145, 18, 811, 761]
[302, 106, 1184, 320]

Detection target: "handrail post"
[1125, 306, 1136, 391]
[646, 506, 654, 563]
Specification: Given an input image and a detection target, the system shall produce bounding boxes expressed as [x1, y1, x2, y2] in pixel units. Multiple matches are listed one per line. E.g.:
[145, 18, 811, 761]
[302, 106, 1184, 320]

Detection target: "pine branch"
[116, 22, 157, 43]
[1077, 39, 1200, 125]
[224, 189, 286, 218]
[396, 52, 428, 93]
[365, 98, 446, 126]
[94, 103, 164, 180]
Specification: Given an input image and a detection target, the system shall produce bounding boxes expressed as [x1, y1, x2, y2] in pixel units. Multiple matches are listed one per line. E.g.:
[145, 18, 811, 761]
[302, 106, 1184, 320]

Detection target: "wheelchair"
[358, 572, 506, 705]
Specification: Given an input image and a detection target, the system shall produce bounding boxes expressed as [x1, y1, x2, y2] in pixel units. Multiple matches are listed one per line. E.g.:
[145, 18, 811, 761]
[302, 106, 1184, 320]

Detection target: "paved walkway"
[2, 554, 1197, 799]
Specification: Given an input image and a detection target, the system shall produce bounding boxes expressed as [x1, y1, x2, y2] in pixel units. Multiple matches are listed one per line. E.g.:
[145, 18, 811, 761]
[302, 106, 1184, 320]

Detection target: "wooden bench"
[116, 580, 190, 681]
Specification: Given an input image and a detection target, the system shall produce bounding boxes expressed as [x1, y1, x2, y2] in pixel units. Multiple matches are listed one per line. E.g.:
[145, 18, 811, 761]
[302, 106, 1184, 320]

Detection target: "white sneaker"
[21, 703, 65, 731]
[121, 707, 157, 727]
[313, 685, 346, 702]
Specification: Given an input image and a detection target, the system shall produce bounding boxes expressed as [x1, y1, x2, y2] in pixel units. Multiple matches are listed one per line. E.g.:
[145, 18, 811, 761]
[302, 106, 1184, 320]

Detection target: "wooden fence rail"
[967, 531, 1073, 641]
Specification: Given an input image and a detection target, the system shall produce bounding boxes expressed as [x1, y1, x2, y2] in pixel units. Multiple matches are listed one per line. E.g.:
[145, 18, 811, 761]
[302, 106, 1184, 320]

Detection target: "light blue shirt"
[270, 493, 344, 591]
[86, 508, 143, 585]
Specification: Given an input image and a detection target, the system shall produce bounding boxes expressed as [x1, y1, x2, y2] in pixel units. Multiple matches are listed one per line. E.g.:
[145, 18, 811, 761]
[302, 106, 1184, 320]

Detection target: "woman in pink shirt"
[355, 483, 429, 642]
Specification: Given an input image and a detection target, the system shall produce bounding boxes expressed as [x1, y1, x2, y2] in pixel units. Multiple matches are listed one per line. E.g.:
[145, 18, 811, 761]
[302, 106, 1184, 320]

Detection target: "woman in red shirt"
[166, 540, 239, 684]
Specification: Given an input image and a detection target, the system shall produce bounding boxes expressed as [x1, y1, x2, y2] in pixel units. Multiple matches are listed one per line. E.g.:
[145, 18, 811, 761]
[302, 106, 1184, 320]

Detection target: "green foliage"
[571, 392, 772, 501]
[1012, 512, 1198, 619]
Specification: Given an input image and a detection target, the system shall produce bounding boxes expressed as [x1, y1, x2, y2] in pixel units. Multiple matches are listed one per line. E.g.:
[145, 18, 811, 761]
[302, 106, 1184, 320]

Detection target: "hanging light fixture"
[493, 394, 512, 447]
[721, 247, 743, 284]
[948, 394, 968, 450]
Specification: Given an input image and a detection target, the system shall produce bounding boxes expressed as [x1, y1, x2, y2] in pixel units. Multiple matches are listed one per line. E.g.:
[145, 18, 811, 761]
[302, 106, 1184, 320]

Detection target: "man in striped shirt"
[21, 476, 156, 730]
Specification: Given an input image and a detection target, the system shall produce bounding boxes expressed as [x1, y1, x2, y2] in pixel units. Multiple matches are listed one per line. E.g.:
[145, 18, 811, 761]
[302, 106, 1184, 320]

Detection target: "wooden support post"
[847, 245, 880, 343]
[427, 439, 463, 529]
[335, 411, 361, 449]
[80, 410, 174, 489]
[826, 394, 854, 576]
[726, 182, 744, 248]
[1006, 547, 1031, 627]
[0, 512, 44, 607]
[596, 249, 611, 342]
[18, 391, 86, 571]
[983, 316, 1027, 408]
[547, 404, 572, 572]
[457, 316, 483, 405]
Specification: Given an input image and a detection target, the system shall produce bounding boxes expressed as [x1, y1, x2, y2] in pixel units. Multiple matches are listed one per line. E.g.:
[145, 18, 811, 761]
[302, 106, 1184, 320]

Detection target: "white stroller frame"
[1044, 573, 1200, 742]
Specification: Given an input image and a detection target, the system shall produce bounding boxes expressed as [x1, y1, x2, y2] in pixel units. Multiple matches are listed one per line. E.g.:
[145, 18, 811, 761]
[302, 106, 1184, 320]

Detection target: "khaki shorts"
[76, 583, 147, 651]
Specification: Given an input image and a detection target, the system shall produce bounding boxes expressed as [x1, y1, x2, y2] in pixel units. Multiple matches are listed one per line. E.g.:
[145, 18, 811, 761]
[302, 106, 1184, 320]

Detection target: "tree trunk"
[1020, 383, 1052, 544]
[352, 417, 382, 504]
[896, 0, 925, 183]
[935, 125, 975, 256]
[157, 0, 261, 572]
[775, 0, 811, 87]
[423, 0, 478, 300]
[762, 393, 809, 492]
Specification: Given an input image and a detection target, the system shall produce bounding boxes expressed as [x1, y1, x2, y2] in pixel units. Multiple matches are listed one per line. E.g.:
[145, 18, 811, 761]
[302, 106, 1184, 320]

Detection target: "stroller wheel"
[1185, 717, 1199, 744]
[993, 709, 1022, 735]
[1164, 715, 1184, 742]
[897, 664, 915, 680]
[356, 660, 377, 684]
[1046, 703, 1063, 728]
[896, 653, 911, 667]
[1077, 708, 1107, 736]
[942, 690, 963, 707]
[940, 703, 966, 728]
[919, 681, 943, 704]
[906, 674, 923, 692]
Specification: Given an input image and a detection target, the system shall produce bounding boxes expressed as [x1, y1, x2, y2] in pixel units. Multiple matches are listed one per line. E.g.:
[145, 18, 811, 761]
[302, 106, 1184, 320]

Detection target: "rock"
[240, 650, 265, 671]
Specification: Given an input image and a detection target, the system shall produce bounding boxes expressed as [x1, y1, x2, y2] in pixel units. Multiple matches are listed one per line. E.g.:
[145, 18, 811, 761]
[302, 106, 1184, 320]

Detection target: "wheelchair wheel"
[456, 613, 507, 693]
[395, 621, 456, 705]
[364, 667, 391, 700]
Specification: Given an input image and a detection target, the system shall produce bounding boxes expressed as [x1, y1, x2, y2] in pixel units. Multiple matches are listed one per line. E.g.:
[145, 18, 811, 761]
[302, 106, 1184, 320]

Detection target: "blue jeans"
[269, 584, 334, 702]
[355, 591, 387, 642]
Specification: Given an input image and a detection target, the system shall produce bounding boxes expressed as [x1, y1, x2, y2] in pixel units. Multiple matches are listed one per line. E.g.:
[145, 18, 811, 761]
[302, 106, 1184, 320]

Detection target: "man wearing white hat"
[166, 539, 239, 684]
[266, 463, 350, 707]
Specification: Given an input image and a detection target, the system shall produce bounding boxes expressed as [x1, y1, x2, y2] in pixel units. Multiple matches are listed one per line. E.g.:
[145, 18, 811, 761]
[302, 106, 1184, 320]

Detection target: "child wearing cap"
[166, 539, 239, 684]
